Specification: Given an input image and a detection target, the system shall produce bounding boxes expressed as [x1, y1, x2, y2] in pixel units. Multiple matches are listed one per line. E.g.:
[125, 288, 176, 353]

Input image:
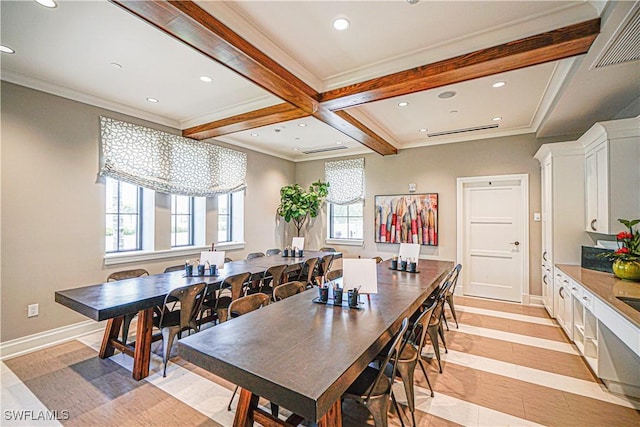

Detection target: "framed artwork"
[374, 193, 438, 246]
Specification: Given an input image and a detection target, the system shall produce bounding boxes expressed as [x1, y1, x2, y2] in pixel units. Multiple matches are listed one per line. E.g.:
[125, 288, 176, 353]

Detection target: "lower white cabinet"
[554, 268, 572, 339]
[571, 283, 598, 373]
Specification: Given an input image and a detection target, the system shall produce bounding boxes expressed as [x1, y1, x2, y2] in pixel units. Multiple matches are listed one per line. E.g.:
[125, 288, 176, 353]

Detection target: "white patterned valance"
[99, 117, 247, 197]
[325, 157, 365, 205]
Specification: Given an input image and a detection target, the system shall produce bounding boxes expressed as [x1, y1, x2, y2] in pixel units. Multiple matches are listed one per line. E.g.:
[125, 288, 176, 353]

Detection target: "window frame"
[105, 178, 143, 253]
[170, 194, 195, 248]
[217, 192, 233, 243]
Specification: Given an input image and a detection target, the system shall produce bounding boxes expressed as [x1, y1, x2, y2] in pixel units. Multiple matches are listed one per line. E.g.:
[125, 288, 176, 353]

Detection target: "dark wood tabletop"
[245, 250, 342, 269]
[177, 258, 452, 423]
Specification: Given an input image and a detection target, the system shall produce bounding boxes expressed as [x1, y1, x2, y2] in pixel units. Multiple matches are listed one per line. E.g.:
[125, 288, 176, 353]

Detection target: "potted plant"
[277, 180, 329, 237]
[600, 218, 640, 281]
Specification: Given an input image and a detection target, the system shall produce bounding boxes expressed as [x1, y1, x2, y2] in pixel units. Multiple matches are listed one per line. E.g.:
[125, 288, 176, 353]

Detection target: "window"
[329, 202, 363, 240]
[218, 193, 232, 242]
[105, 178, 142, 252]
[171, 195, 194, 247]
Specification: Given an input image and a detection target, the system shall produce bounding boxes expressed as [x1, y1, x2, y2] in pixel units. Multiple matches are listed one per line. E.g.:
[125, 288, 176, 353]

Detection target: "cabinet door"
[585, 142, 610, 233]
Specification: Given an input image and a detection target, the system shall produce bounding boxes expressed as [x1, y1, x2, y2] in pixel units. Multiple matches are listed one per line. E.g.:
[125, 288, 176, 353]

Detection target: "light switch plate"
[534, 212, 541, 222]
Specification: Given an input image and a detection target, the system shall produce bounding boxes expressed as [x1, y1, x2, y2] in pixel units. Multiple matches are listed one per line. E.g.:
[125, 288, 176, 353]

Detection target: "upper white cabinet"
[535, 142, 590, 317]
[580, 117, 640, 235]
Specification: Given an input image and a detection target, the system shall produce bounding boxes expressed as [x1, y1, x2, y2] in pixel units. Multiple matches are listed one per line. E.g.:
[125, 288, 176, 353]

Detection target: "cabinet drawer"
[581, 289, 595, 312]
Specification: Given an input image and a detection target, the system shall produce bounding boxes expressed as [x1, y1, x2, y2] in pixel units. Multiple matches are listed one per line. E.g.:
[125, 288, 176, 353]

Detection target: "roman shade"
[99, 117, 247, 196]
[325, 157, 365, 205]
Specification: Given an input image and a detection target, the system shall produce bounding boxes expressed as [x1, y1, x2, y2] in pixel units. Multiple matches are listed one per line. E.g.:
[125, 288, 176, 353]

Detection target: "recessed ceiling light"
[293, 148, 300, 151]
[110, 62, 122, 69]
[35, 0, 57, 8]
[0, 45, 15, 54]
[397, 102, 409, 107]
[298, 123, 307, 127]
[419, 128, 428, 132]
[251, 133, 259, 137]
[492, 81, 506, 88]
[492, 116, 502, 121]
[200, 76, 212, 83]
[333, 18, 350, 31]
[336, 141, 343, 145]
[438, 91, 457, 99]
[146, 97, 159, 103]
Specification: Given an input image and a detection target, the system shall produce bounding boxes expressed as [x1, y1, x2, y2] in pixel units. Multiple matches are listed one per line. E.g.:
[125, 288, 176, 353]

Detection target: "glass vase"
[612, 260, 640, 282]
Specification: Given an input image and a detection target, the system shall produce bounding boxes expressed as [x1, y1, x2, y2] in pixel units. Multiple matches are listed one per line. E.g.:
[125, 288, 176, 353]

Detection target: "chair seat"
[153, 309, 181, 328]
[345, 366, 391, 397]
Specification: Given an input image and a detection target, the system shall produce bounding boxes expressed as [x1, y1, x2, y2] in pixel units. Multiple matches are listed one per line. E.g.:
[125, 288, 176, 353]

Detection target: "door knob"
[509, 241, 520, 246]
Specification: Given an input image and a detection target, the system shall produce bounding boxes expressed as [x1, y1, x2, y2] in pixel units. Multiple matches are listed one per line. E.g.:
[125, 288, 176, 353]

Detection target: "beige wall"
[294, 134, 546, 298]
[0, 82, 293, 342]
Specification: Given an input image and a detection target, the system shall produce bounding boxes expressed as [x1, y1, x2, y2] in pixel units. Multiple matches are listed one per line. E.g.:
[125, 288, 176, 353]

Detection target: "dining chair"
[372, 256, 384, 263]
[153, 282, 207, 377]
[343, 318, 409, 427]
[443, 264, 462, 330]
[317, 253, 334, 285]
[106, 268, 149, 345]
[297, 257, 319, 288]
[380, 301, 437, 426]
[224, 257, 233, 263]
[246, 252, 265, 260]
[266, 248, 281, 256]
[273, 281, 306, 301]
[226, 293, 271, 411]
[163, 265, 184, 273]
[325, 269, 342, 282]
[258, 264, 288, 297]
[427, 278, 454, 373]
[202, 272, 251, 324]
[319, 247, 336, 252]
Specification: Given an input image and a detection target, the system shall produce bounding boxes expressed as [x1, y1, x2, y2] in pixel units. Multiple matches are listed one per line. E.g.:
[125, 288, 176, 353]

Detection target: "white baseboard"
[0, 320, 105, 361]
[526, 294, 544, 306]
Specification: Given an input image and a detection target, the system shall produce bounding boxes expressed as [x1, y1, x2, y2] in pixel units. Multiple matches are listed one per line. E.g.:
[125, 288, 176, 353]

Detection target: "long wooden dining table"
[177, 258, 452, 427]
[54, 251, 338, 380]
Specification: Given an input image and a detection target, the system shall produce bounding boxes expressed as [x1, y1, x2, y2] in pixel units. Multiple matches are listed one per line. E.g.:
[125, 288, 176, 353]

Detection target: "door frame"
[456, 174, 530, 303]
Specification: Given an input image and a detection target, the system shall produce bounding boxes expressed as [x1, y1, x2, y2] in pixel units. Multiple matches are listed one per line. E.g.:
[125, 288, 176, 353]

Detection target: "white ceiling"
[1, 0, 638, 162]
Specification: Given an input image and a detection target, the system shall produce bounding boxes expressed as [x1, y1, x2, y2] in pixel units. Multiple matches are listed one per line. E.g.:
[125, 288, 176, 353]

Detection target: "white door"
[458, 176, 528, 303]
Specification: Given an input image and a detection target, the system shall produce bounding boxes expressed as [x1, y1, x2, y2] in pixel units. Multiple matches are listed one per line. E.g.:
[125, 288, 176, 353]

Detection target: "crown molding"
[1, 71, 180, 129]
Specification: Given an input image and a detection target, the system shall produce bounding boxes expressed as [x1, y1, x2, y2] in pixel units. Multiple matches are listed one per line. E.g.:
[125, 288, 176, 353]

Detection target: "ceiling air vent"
[302, 145, 348, 154]
[594, 5, 640, 68]
[427, 123, 498, 138]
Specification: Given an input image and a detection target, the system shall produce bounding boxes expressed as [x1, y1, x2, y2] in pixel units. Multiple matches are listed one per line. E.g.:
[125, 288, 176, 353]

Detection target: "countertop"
[557, 264, 640, 328]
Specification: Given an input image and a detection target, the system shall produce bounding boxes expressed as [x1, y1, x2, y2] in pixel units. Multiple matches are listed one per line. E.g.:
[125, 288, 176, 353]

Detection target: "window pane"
[105, 178, 119, 214]
[333, 204, 348, 216]
[119, 214, 139, 251]
[349, 203, 363, 216]
[218, 216, 229, 242]
[349, 218, 364, 239]
[218, 194, 229, 215]
[119, 182, 139, 214]
[175, 195, 190, 214]
[105, 214, 118, 252]
[174, 215, 191, 246]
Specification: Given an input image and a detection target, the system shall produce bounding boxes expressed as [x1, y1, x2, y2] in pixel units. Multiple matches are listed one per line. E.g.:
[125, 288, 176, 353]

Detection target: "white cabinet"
[580, 117, 640, 234]
[571, 282, 598, 373]
[554, 268, 573, 339]
[535, 142, 590, 318]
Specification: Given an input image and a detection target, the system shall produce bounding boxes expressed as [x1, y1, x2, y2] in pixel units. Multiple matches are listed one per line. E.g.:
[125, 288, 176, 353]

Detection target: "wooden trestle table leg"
[132, 308, 154, 380]
[98, 316, 123, 359]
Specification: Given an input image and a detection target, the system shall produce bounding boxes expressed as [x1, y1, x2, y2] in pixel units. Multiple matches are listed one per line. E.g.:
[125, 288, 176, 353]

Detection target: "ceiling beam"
[319, 18, 601, 110]
[184, 103, 308, 140]
[181, 18, 600, 142]
[112, 0, 397, 155]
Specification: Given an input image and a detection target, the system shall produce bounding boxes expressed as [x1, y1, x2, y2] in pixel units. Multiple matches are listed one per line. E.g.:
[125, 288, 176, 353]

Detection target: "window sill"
[214, 241, 246, 251]
[104, 245, 212, 266]
[326, 238, 364, 247]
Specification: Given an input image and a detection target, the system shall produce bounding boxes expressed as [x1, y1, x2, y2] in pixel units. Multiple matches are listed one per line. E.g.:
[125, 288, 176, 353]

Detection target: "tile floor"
[1, 295, 639, 426]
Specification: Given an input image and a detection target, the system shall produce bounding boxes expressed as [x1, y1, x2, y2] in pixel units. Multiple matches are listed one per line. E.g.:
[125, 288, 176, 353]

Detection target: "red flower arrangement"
[601, 219, 640, 262]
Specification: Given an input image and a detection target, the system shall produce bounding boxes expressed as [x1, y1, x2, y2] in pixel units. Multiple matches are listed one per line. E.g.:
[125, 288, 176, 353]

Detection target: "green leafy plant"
[600, 219, 640, 262]
[277, 180, 329, 237]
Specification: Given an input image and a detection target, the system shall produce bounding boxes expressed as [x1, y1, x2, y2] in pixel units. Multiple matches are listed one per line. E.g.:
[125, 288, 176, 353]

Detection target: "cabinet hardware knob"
[543, 251, 548, 261]
[590, 219, 597, 231]
[509, 241, 520, 246]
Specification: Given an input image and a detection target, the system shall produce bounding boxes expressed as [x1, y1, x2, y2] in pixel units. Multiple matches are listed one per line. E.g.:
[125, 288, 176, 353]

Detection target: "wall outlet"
[27, 303, 39, 317]
[534, 212, 541, 222]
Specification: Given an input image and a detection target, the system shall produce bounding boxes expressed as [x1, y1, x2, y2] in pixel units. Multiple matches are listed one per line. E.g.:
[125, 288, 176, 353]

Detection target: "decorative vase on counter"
[612, 260, 640, 282]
